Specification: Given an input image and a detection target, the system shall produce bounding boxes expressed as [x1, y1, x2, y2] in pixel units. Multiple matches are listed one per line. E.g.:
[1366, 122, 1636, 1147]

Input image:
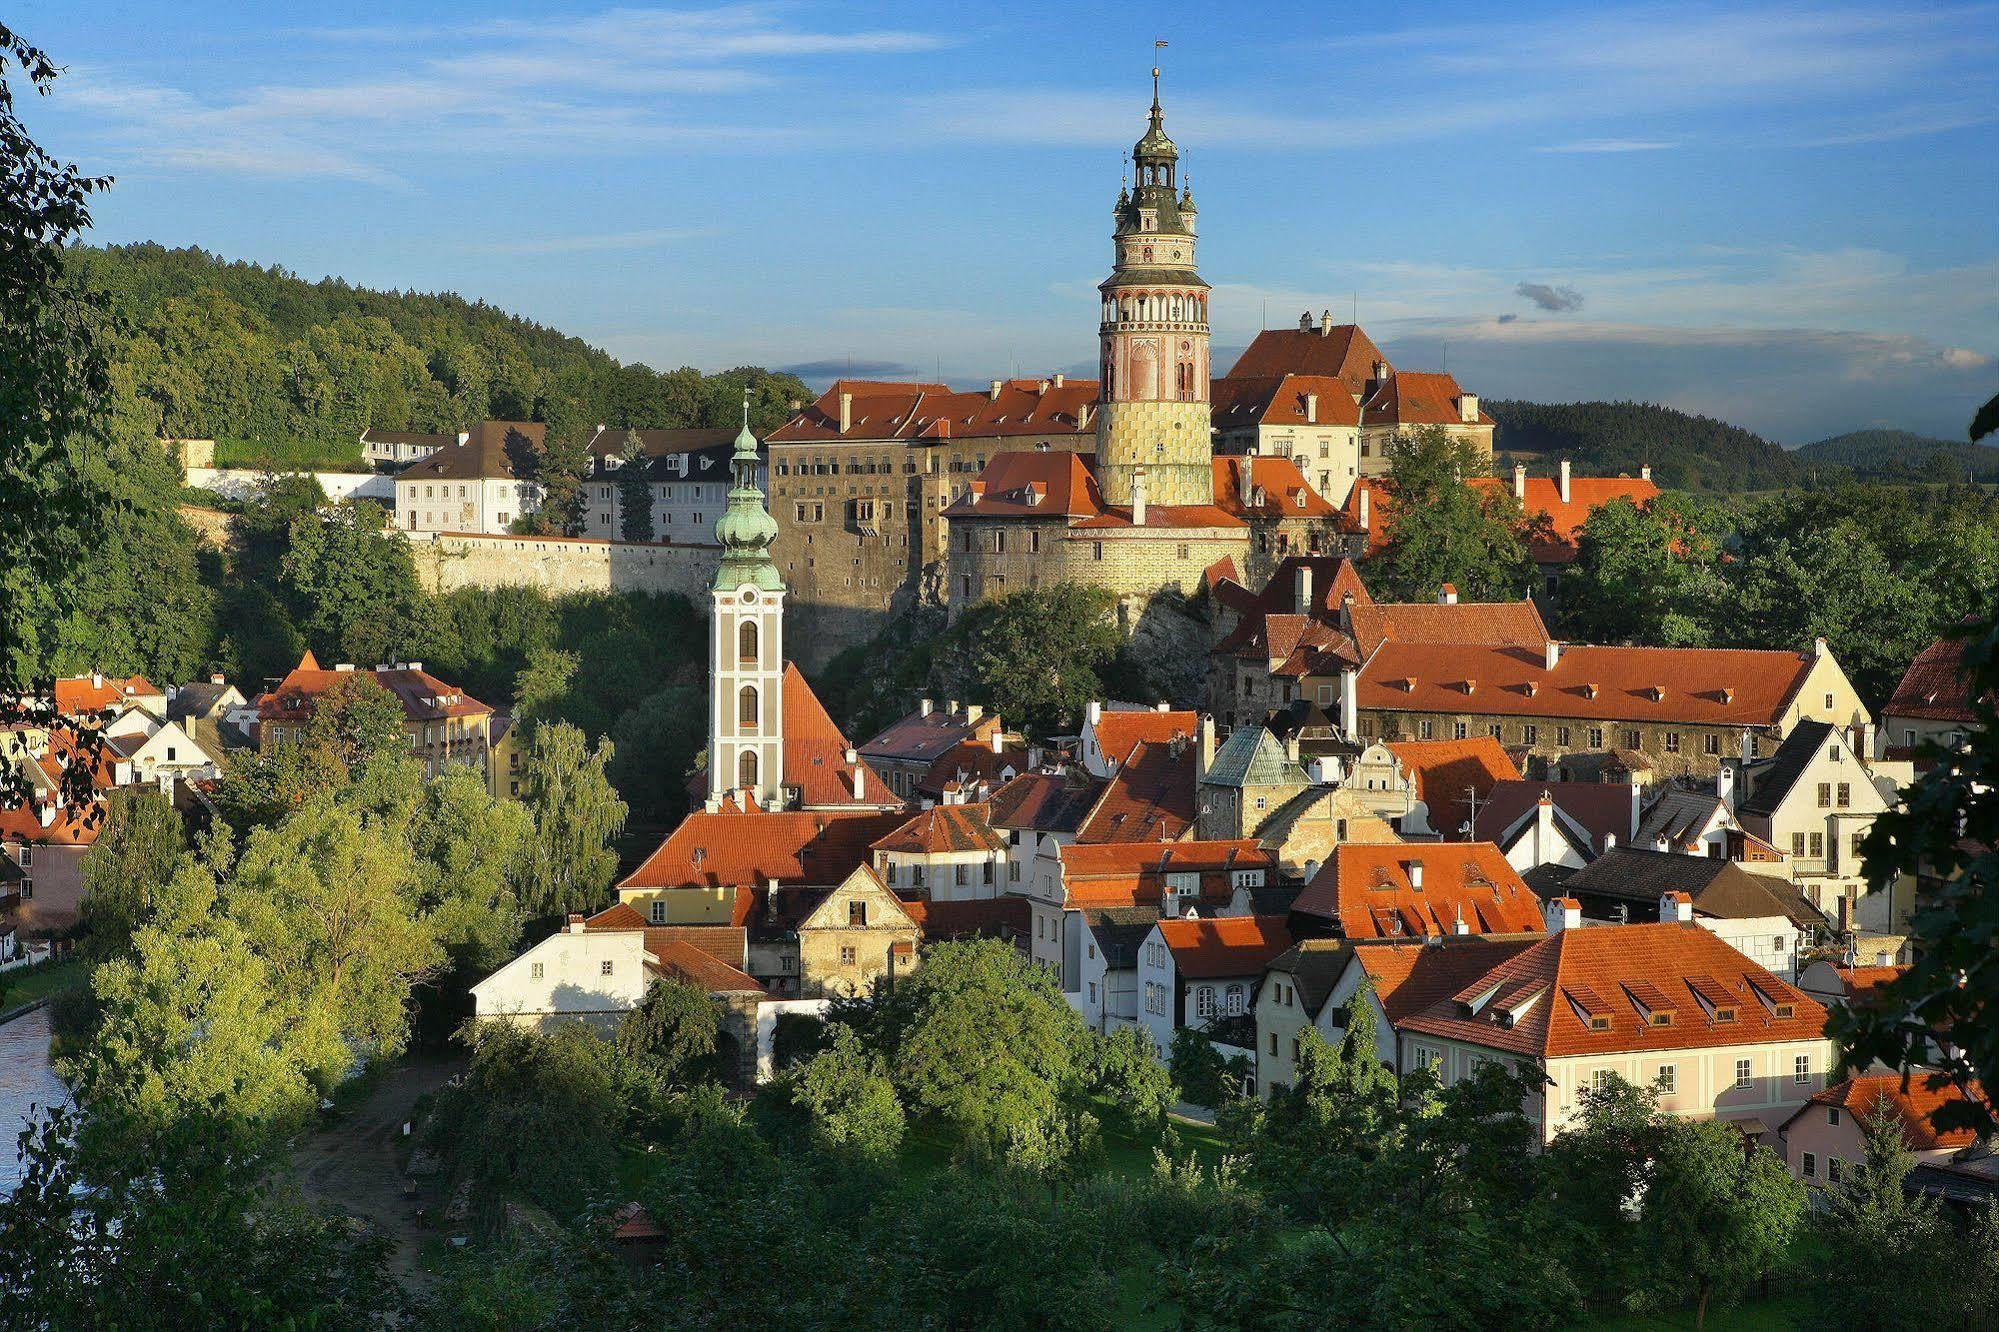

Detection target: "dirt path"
[289, 1054, 463, 1293]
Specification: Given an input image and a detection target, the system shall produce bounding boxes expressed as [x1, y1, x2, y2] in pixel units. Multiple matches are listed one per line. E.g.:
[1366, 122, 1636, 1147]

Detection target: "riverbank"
[0, 959, 83, 1025]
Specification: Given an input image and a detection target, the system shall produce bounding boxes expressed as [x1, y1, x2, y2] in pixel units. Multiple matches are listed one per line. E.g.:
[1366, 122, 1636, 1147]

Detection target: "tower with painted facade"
[1095, 68, 1212, 508]
[709, 400, 786, 806]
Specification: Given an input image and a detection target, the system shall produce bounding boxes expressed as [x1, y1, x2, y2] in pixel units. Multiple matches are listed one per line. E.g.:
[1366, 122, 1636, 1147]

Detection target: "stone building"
[578, 425, 741, 544]
[394, 420, 544, 535]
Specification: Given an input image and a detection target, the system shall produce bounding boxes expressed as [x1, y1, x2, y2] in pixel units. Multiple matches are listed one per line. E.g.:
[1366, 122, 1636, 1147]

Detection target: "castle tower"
[1095, 67, 1212, 509]
[709, 397, 786, 807]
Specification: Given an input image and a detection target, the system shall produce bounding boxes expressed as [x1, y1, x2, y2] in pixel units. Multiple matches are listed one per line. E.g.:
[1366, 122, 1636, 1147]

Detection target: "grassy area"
[210, 435, 369, 472]
[0, 958, 85, 1014]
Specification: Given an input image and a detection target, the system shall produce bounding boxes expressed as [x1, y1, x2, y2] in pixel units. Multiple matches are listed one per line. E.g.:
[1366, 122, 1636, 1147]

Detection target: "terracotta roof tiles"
[1155, 914, 1294, 979]
[1294, 842, 1546, 939]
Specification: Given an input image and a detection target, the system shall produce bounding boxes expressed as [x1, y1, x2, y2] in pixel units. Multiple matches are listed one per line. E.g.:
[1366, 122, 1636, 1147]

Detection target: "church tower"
[1095, 67, 1212, 509]
[709, 398, 785, 807]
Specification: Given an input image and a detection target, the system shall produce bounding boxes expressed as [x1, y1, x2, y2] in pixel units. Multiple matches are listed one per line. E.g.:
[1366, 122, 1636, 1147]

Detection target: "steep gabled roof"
[1472, 780, 1636, 857]
[1383, 738, 1521, 837]
[1074, 739, 1196, 844]
[1294, 843, 1546, 939]
[399, 420, 545, 481]
[1789, 1074, 1985, 1152]
[1635, 789, 1733, 852]
[1210, 455, 1341, 519]
[53, 674, 161, 717]
[1089, 708, 1198, 762]
[1155, 914, 1293, 979]
[945, 450, 1103, 519]
[1359, 370, 1491, 427]
[1211, 373, 1363, 430]
[871, 803, 1006, 856]
[986, 770, 1105, 834]
[1201, 725, 1308, 789]
[769, 378, 1099, 445]
[1736, 721, 1835, 818]
[1224, 325, 1388, 396]
[620, 809, 910, 891]
[1884, 634, 1982, 724]
[1351, 935, 1543, 1024]
[1263, 939, 1358, 1018]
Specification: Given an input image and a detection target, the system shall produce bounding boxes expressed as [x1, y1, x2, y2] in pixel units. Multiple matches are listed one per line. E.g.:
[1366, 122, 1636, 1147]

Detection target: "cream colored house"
[1735, 719, 1893, 926]
[394, 421, 546, 535]
[471, 923, 651, 1031]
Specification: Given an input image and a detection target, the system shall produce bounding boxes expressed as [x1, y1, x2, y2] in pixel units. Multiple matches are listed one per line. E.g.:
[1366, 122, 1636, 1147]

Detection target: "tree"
[528, 427, 592, 536]
[1562, 492, 1726, 646]
[791, 1025, 905, 1161]
[935, 585, 1125, 738]
[608, 684, 706, 827]
[214, 671, 410, 828]
[77, 787, 190, 963]
[514, 721, 627, 918]
[1836, 609, 1999, 1137]
[1371, 427, 1537, 602]
[0, 25, 111, 693]
[279, 502, 429, 669]
[1809, 1094, 1968, 1330]
[1081, 1025, 1175, 1137]
[404, 766, 530, 972]
[616, 430, 655, 542]
[1633, 1117, 1803, 1330]
[615, 977, 721, 1086]
[1253, 987, 1399, 1225]
[1541, 1074, 1663, 1311]
[1168, 1024, 1232, 1110]
[866, 938, 1087, 1144]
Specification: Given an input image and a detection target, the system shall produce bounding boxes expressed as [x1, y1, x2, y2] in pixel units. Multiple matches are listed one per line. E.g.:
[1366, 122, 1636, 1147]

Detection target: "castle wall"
[409, 531, 718, 604]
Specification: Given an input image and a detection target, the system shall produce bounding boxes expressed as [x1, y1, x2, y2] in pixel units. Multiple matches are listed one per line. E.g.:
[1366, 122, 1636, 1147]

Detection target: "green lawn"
[0, 958, 85, 1015]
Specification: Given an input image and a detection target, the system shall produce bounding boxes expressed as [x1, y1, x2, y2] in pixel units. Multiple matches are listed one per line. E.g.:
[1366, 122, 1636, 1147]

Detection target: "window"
[1588, 726, 1604, 748]
[1558, 726, 1572, 746]
[781, 956, 795, 973]
[1852, 830, 1866, 861]
[1268, 1032, 1278, 1055]
[1419, 720, 1435, 740]
[1817, 782, 1832, 808]
[1703, 733, 1720, 756]
[530, 962, 544, 980]
[1225, 984, 1245, 1016]
[1091, 541, 1104, 561]
[649, 901, 666, 925]
[1809, 832, 1824, 858]
[738, 619, 759, 665]
[17, 848, 30, 868]
[600, 960, 614, 976]
[738, 685, 759, 729]
[1196, 987, 1215, 1019]
[1802, 1152, 1817, 1179]
[1522, 724, 1538, 745]
[1735, 1058, 1752, 1089]
[1828, 1157, 1845, 1184]
[1825, 692, 1836, 710]
[1664, 732, 1680, 754]
[839, 946, 857, 966]
[1591, 1069, 1616, 1094]
[1794, 1054, 1813, 1083]
[1452, 721, 1468, 740]
[1488, 723, 1503, 740]
[737, 749, 758, 789]
[1836, 782, 1850, 808]
[848, 901, 867, 927]
[1089, 982, 1097, 1004]
[1657, 1064, 1677, 1094]
[1827, 1106, 1841, 1127]
[1622, 729, 1641, 750]
[1792, 832, 1808, 857]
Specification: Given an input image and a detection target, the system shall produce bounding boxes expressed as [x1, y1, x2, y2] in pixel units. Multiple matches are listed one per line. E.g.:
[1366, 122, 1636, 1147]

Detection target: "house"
[577, 425, 741, 544]
[166, 675, 253, 756]
[1796, 958, 1909, 1007]
[1470, 462, 1660, 601]
[1035, 839, 1277, 989]
[858, 699, 1005, 801]
[986, 767, 1104, 901]
[1394, 916, 1836, 1145]
[1634, 786, 1740, 857]
[1072, 738, 1198, 844]
[869, 803, 1012, 901]
[1194, 720, 1311, 840]
[487, 714, 523, 800]
[1779, 1073, 1987, 1191]
[1135, 914, 1293, 1058]
[1252, 938, 1358, 1096]
[393, 420, 545, 535]
[253, 652, 495, 778]
[1733, 719, 1893, 924]
[1880, 633, 1982, 757]
[52, 671, 166, 721]
[1291, 842, 1548, 941]
[914, 732, 1031, 804]
[1368, 737, 1522, 839]
[1070, 908, 1158, 1034]
[99, 710, 220, 790]
[0, 802, 97, 938]
[1550, 847, 1826, 979]
[1469, 779, 1641, 874]
[1079, 701, 1197, 779]
[1210, 372, 1365, 505]
[361, 427, 456, 469]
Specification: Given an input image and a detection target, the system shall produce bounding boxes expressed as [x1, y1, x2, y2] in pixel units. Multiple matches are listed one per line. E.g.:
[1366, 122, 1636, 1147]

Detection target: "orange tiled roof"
[948, 450, 1103, 519]
[0, 803, 100, 847]
[1059, 838, 1271, 909]
[1398, 922, 1828, 1058]
[916, 739, 1028, 799]
[648, 940, 766, 994]
[620, 809, 910, 891]
[1360, 370, 1491, 427]
[986, 770, 1105, 834]
[1884, 634, 1981, 724]
[1295, 842, 1546, 939]
[1089, 709, 1197, 761]
[1359, 642, 1819, 728]
[691, 665, 891, 809]
[1210, 455, 1341, 519]
[52, 674, 160, 717]
[900, 895, 1031, 943]
[859, 706, 1001, 765]
[1468, 474, 1661, 564]
[1155, 914, 1293, 979]
[1075, 739, 1196, 844]
[872, 803, 1007, 856]
[1835, 964, 1908, 1008]
[1348, 599, 1550, 657]
[1384, 738, 1522, 837]
[253, 652, 491, 726]
[1352, 935, 1544, 1024]
[769, 378, 1098, 444]
[1802, 1073, 1984, 1151]
[1224, 325, 1388, 397]
[1211, 373, 1363, 429]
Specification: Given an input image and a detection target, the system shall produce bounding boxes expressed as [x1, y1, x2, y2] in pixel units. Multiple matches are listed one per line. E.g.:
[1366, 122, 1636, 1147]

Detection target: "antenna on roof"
[1353, 291, 1358, 325]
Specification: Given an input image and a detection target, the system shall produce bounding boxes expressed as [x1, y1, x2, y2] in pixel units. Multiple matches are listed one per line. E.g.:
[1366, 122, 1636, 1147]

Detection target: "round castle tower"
[1094, 68, 1212, 509]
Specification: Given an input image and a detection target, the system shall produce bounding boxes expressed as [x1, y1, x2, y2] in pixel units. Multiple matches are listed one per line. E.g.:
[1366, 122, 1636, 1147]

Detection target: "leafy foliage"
[1798, 428, 1999, 482]
[1371, 427, 1538, 603]
[790, 1025, 906, 1161]
[1488, 398, 1811, 493]
[513, 721, 628, 919]
[933, 584, 1128, 738]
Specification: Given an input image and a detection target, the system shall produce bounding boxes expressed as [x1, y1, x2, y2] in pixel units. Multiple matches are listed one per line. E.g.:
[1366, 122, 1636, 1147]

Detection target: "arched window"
[1142, 245, 1154, 264]
[737, 749, 758, 789]
[738, 685, 759, 729]
[738, 619, 758, 665]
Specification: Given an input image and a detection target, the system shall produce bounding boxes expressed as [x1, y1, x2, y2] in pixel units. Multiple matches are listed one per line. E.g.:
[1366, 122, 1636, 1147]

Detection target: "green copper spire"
[712, 391, 783, 591]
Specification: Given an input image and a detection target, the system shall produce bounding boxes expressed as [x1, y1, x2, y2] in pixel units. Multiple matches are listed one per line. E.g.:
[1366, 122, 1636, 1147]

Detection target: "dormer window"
[1589, 1015, 1611, 1031]
[1773, 1002, 1795, 1019]
[1649, 1012, 1674, 1027]
[1713, 1006, 1737, 1024]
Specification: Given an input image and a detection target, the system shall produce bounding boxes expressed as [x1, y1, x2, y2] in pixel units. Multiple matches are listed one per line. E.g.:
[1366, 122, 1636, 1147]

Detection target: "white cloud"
[1537, 139, 1679, 153]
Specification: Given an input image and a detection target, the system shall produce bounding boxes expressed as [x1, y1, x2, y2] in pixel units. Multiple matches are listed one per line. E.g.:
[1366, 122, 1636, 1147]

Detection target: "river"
[0, 1007, 68, 1192]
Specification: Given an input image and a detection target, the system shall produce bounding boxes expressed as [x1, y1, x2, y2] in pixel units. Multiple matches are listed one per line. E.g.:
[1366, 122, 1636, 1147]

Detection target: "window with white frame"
[1657, 1064, 1677, 1094]
[1195, 987, 1215, 1019]
[1735, 1058, 1752, 1088]
[1794, 1054, 1812, 1083]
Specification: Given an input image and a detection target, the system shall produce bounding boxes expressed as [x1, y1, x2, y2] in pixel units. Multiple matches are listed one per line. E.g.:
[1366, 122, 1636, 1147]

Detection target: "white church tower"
[708, 397, 786, 808]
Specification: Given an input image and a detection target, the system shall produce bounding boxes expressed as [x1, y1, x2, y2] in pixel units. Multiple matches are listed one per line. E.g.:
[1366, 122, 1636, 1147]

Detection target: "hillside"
[67, 243, 808, 458]
[1796, 428, 1999, 481]
[1484, 399, 1813, 493]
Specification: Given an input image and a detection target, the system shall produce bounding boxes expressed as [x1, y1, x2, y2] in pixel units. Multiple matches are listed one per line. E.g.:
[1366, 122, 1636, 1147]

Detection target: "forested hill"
[1485, 399, 1812, 492]
[1796, 429, 1999, 481]
[67, 242, 808, 456]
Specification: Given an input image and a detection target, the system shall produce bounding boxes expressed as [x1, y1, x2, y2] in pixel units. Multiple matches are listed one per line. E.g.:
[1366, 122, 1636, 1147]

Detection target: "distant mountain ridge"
[1484, 399, 1810, 493]
[1795, 429, 1999, 480]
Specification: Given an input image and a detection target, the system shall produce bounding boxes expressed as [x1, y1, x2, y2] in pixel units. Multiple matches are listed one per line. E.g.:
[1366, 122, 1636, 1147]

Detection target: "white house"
[394, 421, 545, 535]
[1735, 720, 1893, 927]
[578, 426, 743, 543]
[470, 923, 652, 1031]
[1135, 914, 1291, 1058]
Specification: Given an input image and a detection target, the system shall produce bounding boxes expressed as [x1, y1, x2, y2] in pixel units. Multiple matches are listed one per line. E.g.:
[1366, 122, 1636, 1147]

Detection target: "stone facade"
[945, 518, 1245, 619]
[409, 530, 718, 602]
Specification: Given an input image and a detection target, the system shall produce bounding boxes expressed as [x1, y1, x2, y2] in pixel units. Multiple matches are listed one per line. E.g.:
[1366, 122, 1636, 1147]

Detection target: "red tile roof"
[1224, 325, 1388, 397]
[1352, 936, 1543, 1024]
[769, 378, 1098, 444]
[1468, 474, 1661, 564]
[871, 803, 1007, 856]
[1347, 599, 1550, 656]
[0, 803, 100, 847]
[620, 809, 910, 892]
[1884, 634, 1981, 724]
[1397, 922, 1828, 1058]
[253, 653, 491, 726]
[691, 665, 892, 809]
[1384, 738, 1523, 838]
[1155, 914, 1293, 979]
[1800, 1074, 1984, 1151]
[949, 451, 1103, 519]
[916, 739, 1029, 799]
[900, 895, 1031, 944]
[1089, 709, 1198, 762]
[1360, 371, 1492, 427]
[1295, 842, 1546, 939]
[1359, 642, 1820, 728]
[859, 706, 1002, 765]
[1472, 780, 1637, 854]
[1059, 839, 1272, 909]
[52, 674, 161, 717]
[1834, 964, 1908, 1009]
[1075, 739, 1196, 844]
[1210, 455, 1340, 519]
[1211, 373, 1363, 429]
[399, 420, 545, 481]
[648, 940, 766, 994]
[986, 770, 1104, 834]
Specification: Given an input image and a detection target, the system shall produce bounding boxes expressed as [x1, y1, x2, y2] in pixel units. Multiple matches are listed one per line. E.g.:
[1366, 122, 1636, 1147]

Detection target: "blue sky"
[15, 0, 1997, 442]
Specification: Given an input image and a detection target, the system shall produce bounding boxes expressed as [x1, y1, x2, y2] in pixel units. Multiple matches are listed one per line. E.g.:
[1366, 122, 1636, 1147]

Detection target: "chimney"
[1558, 459, 1572, 504]
[1716, 762, 1736, 811]
[1285, 732, 1301, 764]
[1294, 563, 1314, 614]
[1741, 729, 1756, 765]
[838, 393, 853, 433]
[1037, 379, 1050, 396]
[1813, 636, 1829, 659]
[1512, 463, 1526, 500]
[567, 913, 585, 934]
[1438, 583, 1459, 606]
[947, 699, 960, 717]
[1339, 668, 1359, 738]
[1305, 392, 1319, 424]
[1156, 701, 1171, 712]
[1053, 373, 1065, 388]
[966, 704, 984, 724]
[989, 379, 1003, 401]
[920, 698, 934, 717]
[1196, 715, 1216, 783]
[210, 673, 225, 685]
[1630, 778, 1644, 842]
[1131, 466, 1148, 526]
[1357, 487, 1371, 531]
[990, 730, 1004, 754]
[1452, 904, 1470, 935]
[456, 431, 470, 446]
[1640, 463, 1652, 482]
[1544, 640, 1561, 671]
[1319, 309, 1334, 335]
[1086, 700, 1102, 726]
[90, 668, 103, 689]
[1375, 360, 1391, 385]
[1659, 890, 1693, 924]
[1298, 311, 1314, 332]
[767, 880, 782, 922]
[1545, 896, 1581, 934]
[1406, 860, 1424, 890]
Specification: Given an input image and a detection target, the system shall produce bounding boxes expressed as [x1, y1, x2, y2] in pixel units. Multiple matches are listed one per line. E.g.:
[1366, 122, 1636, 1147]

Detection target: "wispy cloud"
[1538, 138, 1679, 153]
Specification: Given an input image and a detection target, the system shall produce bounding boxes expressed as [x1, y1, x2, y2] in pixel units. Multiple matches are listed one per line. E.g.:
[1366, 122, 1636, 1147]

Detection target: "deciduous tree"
[1633, 1116, 1803, 1331]
[514, 721, 627, 918]
[1371, 427, 1537, 603]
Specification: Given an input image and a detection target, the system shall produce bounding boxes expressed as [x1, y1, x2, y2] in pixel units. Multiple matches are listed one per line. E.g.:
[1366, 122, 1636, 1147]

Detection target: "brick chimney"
[1558, 458, 1572, 504]
[1319, 309, 1334, 335]
[1294, 563, 1314, 614]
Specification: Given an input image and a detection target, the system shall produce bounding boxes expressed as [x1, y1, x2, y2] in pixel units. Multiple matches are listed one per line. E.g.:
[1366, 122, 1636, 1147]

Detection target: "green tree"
[792, 1025, 905, 1161]
[1081, 1025, 1175, 1137]
[515, 721, 628, 918]
[1633, 1117, 1803, 1330]
[615, 977, 721, 1085]
[1563, 492, 1726, 645]
[608, 683, 706, 827]
[404, 766, 530, 971]
[528, 427, 592, 536]
[1541, 1073, 1663, 1312]
[1372, 427, 1537, 602]
[279, 503, 429, 669]
[1253, 988, 1399, 1225]
[867, 938, 1087, 1144]
[1168, 1024, 1232, 1110]
[77, 787, 191, 963]
[935, 585, 1124, 738]
[616, 430, 655, 542]
[215, 671, 410, 828]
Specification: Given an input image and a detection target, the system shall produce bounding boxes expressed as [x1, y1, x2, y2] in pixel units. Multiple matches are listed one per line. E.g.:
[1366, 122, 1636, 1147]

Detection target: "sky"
[14, 0, 1998, 444]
